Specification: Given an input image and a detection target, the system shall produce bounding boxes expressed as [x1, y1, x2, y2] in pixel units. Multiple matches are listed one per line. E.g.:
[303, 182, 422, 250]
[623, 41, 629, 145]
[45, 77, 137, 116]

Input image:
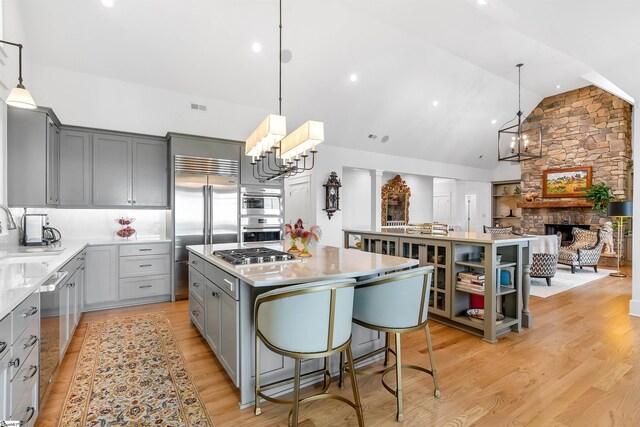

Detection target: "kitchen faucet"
[0, 204, 17, 233]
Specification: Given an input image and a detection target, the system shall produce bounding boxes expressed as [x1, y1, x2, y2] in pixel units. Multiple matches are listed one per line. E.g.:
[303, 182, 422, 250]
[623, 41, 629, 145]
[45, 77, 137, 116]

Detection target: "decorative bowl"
[466, 309, 505, 325]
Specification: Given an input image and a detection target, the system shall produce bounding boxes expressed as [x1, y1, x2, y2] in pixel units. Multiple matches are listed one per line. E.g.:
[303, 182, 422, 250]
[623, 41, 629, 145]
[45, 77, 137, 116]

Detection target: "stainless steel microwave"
[240, 187, 283, 216]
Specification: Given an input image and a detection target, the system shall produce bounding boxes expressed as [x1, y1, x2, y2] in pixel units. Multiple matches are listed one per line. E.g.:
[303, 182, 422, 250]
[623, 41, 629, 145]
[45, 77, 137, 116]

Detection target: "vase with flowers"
[283, 219, 322, 257]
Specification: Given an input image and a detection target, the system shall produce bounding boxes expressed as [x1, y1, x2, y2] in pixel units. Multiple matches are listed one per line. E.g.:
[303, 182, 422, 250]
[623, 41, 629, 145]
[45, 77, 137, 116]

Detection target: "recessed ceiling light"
[349, 73, 358, 82]
[491, 119, 497, 125]
[477, 0, 488, 5]
[252, 42, 262, 53]
[556, 84, 561, 89]
[381, 135, 389, 143]
[432, 100, 439, 107]
[101, 0, 114, 7]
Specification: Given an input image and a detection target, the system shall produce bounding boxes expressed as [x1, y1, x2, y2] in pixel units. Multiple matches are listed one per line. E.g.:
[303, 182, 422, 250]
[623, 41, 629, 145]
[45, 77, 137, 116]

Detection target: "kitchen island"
[186, 243, 418, 408]
[343, 229, 537, 342]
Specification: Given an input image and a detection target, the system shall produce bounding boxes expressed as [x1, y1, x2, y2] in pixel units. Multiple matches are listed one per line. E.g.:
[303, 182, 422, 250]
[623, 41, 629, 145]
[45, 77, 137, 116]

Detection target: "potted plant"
[586, 183, 614, 212]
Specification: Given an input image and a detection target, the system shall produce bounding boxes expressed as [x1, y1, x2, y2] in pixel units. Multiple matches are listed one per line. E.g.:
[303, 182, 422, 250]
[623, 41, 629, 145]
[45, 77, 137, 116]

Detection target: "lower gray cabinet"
[85, 245, 118, 306]
[204, 280, 239, 386]
[59, 129, 92, 206]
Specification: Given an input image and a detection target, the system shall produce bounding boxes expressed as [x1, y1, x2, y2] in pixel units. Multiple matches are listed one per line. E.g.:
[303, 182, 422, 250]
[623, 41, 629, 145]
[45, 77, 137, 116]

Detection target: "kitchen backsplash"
[8, 208, 169, 242]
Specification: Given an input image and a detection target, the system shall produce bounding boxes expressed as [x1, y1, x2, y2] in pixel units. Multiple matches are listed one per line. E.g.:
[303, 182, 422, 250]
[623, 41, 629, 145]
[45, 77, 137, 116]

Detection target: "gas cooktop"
[213, 247, 298, 265]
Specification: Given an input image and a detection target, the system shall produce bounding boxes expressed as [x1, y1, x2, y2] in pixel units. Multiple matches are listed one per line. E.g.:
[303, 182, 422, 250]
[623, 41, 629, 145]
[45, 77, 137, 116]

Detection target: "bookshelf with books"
[492, 180, 522, 232]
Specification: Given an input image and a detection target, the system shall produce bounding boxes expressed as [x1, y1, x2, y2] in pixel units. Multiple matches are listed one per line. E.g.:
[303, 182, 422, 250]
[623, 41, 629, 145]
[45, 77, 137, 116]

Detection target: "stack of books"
[456, 271, 485, 294]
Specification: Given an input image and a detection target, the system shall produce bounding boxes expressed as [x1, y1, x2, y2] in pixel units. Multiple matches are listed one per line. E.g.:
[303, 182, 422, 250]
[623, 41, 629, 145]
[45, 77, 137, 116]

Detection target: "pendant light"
[245, 0, 324, 182]
[1, 40, 37, 109]
[497, 64, 541, 162]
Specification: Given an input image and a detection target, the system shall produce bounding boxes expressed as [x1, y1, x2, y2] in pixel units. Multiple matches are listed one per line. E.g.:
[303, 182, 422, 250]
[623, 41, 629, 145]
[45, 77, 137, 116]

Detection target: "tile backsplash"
[8, 208, 169, 242]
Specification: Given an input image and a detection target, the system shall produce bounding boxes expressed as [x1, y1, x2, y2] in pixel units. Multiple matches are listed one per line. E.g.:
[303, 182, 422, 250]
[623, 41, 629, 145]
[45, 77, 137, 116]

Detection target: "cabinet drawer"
[0, 314, 10, 360]
[204, 263, 239, 301]
[10, 340, 39, 418]
[188, 252, 205, 274]
[189, 297, 205, 335]
[119, 254, 170, 278]
[119, 275, 170, 300]
[120, 242, 171, 257]
[10, 377, 37, 427]
[189, 268, 206, 306]
[12, 292, 39, 345]
[10, 318, 39, 381]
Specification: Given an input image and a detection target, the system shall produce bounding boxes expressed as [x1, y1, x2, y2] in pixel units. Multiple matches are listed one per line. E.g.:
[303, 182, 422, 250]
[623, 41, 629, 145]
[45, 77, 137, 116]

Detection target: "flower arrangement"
[283, 219, 322, 257]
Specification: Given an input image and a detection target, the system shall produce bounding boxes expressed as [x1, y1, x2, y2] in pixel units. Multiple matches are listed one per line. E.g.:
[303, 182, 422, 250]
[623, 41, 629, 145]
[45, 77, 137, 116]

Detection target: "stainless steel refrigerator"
[173, 155, 239, 300]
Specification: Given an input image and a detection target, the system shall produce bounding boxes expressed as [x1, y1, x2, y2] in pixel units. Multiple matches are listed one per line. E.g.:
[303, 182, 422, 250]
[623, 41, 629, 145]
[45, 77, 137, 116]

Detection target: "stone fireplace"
[520, 85, 633, 240]
[545, 223, 591, 246]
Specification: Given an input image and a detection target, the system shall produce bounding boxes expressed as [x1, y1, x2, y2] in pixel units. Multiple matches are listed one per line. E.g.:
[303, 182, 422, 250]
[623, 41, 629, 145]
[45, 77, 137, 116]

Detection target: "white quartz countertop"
[343, 228, 537, 244]
[187, 242, 419, 287]
[0, 236, 172, 321]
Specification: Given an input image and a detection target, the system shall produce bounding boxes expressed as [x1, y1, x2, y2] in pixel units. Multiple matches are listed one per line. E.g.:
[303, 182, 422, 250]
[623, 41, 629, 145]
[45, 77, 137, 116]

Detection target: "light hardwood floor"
[36, 267, 639, 427]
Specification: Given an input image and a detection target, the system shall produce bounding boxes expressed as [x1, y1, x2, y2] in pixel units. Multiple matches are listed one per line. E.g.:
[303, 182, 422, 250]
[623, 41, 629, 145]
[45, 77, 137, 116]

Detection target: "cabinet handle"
[23, 335, 38, 349]
[9, 357, 20, 368]
[139, 285, 153, 289]
[139, 264, 153, 267]
[132, 200, 137, 204]
[139, 248, 152, 252]
[21, 407, 36, 425]
[0, 342, 6, 354]
[68, 282, 75, 288]
[22, 307, 38, 318]
[223, 278, 234, 291]
[192, 310, 200, 317]
[211, 291, 219, 298]
[22, 365, 38, 381]
[192, 282, 199, 288]
[191, 260, 198, 265]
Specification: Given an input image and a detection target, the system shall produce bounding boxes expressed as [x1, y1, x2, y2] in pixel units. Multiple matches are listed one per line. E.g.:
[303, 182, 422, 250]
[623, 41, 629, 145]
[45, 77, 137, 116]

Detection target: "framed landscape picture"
[542, 166, 592, 198]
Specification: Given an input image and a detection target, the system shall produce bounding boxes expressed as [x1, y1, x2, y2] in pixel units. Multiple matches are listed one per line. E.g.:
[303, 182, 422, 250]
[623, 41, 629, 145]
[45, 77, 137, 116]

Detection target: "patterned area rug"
[58, 313, 214, 427]
[530, 264, 614, 298]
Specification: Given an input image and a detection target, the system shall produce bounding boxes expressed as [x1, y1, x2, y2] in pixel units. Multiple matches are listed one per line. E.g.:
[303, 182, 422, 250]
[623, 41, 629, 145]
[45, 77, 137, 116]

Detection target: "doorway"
[285, 175, 311, 225]
[465, 194, 477, 233]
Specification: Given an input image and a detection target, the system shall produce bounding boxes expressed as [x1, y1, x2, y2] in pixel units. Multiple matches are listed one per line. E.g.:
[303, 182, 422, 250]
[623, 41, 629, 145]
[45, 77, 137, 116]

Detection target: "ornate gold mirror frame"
[381, 175, 411, 226]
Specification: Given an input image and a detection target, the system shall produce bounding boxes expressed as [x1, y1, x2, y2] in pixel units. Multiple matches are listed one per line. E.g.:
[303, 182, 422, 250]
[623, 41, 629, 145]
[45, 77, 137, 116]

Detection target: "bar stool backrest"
[353, 266, 433, 331]
[255, 279, 356, 356]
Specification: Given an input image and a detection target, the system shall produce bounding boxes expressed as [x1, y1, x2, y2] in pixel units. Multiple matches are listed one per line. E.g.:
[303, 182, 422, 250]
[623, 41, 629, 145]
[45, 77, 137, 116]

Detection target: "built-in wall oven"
[241, 216, 283, 243]
[241, 186, 283, 216]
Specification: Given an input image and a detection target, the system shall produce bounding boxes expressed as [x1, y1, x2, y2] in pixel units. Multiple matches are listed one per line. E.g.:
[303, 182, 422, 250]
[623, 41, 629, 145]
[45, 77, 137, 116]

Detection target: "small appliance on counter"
[23, 213, 62, 246]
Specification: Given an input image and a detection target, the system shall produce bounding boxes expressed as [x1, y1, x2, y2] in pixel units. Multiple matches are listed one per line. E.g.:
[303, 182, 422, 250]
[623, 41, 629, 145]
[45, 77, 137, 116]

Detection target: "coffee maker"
[23, 214, 61, 246]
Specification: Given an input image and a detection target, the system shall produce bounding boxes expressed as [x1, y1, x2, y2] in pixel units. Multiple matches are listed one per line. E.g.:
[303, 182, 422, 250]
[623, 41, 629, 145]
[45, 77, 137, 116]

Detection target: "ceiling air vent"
[190, 103, 207, 111]
[368, 134, 378, 140]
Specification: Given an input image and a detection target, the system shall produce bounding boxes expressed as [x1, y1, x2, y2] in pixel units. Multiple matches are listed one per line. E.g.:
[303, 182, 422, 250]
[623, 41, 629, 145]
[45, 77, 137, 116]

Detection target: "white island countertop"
[0, 237, 172, 320]
[187, 243, 419, 287]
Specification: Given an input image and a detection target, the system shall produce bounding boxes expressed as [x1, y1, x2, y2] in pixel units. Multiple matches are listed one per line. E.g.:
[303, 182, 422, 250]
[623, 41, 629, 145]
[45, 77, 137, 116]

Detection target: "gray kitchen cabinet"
[84, 245, 118, 306]
[47, 119, 60, 206]
[59, 129, 92, 206]
[93, 133, 133, 207]
[132, 137, 168, 207]
[7, 107, 61, 207]
[59, 270, 71, 358]
[205, 282, 221, 355]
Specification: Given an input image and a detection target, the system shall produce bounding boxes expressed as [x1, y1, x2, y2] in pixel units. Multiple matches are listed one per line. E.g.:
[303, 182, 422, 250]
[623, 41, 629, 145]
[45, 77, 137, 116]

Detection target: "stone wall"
[520, 85, 633, 235]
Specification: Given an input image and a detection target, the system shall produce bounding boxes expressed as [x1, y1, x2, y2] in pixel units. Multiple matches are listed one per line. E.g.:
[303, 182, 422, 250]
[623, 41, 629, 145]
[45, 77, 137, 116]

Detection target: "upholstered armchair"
[558, 228, 605, 273]
[530, 233, 562, 286]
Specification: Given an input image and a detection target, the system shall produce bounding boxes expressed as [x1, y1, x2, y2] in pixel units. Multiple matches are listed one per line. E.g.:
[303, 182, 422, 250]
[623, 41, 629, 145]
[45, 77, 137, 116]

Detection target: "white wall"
[341, 168, 372, 229]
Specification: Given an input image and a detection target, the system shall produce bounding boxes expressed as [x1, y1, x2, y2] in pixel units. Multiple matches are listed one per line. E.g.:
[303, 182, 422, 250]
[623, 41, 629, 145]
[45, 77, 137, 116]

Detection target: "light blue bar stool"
[254, 278, 365, 427]
[345, 266, 440, 422]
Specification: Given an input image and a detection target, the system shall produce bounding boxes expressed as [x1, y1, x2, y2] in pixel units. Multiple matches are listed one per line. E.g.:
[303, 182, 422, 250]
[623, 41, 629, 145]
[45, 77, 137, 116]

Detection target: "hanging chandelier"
[497, 63, 542, 162]
[246, 0, 324, 182]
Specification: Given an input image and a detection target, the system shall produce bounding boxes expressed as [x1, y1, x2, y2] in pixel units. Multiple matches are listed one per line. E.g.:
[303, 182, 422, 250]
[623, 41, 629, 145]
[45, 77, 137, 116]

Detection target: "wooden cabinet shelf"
[517, 200, 594, 209]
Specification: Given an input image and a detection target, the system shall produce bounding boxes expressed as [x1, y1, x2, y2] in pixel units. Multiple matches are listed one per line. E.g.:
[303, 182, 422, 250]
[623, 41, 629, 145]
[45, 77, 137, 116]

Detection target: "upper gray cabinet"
[7, 107, 61, 207]
[93, 133, 133, 207]
[59, 130, 92, 207]
[93, 133, 168, 208]
[132, 138, 168, 207]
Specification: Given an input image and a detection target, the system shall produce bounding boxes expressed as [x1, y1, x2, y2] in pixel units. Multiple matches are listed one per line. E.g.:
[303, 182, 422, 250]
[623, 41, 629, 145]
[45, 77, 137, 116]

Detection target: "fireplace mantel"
[517, 200, 594, 209]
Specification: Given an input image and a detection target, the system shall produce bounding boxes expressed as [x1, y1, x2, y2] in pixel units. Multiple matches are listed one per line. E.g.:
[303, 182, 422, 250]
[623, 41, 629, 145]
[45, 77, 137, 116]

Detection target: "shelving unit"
[492, 180, 522, 231]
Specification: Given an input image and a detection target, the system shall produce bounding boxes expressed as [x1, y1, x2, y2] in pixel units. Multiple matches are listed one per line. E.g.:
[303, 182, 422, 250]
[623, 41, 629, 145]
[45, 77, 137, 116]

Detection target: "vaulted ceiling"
[7, 0, 638, 170]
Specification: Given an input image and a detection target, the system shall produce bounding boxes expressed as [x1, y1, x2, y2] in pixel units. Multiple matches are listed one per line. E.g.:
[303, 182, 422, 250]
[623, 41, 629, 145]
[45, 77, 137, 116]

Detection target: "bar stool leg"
[339, 351, 345, 389]
[394, 333, 404, 422]
[424, 323, 441, 398]
[291, 358, 302, 427]
[346, 346, 365, 427]
[255, 335, 262, 416]
[384, 332, 390, 367]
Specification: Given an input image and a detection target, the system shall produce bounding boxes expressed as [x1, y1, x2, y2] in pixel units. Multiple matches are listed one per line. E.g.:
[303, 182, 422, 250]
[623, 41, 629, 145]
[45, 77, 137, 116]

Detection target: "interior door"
[285, 176, 311, 224]
[433, 194, 451, 224]
[465, 194, 478, 233]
